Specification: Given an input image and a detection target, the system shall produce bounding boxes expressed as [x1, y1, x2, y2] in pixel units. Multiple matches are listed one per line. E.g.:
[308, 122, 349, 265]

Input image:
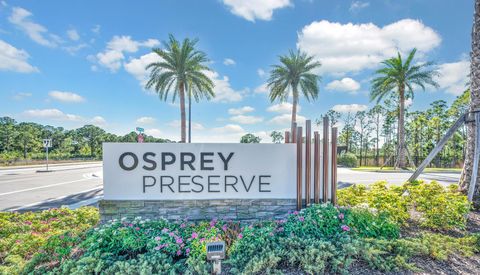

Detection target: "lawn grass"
[351, 166, 462, 173]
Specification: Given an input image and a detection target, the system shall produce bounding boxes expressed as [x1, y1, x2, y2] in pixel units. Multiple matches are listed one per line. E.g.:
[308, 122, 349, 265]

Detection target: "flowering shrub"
[0, 207, 99, 274]
[338, 180, 471, 229]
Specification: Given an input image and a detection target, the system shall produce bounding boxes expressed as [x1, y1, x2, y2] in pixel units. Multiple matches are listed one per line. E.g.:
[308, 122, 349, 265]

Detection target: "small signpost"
[43, 139, 52, 171]
[136, 127, 144, 143]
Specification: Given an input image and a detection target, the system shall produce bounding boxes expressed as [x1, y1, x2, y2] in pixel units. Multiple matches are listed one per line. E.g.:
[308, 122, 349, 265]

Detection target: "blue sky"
[0, 0, 473, 142]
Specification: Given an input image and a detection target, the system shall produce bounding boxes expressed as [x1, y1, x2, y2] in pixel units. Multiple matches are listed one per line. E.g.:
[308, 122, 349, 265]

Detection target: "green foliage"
[240, 133, 261, 143]
[338, 152, 358, 167]
[0, 207, 99, 275]
[338, 181, 471, 229]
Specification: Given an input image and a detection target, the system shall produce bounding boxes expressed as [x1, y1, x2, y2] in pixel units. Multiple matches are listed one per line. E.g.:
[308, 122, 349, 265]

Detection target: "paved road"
[0, 162, 103, 211]
[337, 167, 461, 188]
[0, 164, 461, 211]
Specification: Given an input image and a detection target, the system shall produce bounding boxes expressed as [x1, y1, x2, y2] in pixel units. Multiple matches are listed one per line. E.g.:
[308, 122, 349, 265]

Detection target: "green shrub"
[338, 152, 358, 167]
[338, 181, 470, 230]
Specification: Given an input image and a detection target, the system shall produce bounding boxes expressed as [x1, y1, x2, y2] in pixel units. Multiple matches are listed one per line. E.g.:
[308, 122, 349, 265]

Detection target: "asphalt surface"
[0, 164, 461, 212]
[0, 162, 103, 211]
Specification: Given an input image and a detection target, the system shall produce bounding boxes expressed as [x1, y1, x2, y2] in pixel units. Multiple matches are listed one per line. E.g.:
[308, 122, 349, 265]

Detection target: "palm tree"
[145, 35, 214, 143]
[267, 50, 321, 133]
[460, 0, 480, 206]
[370, 48, 439, 169]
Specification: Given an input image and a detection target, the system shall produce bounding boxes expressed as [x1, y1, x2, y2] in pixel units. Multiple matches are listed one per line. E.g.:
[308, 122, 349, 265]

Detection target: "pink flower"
[200, 238, 205, 242]
[293, 211, 299, 215]
[210, 219, 217, 227]
[154, 246, 161, 251]
[338, 213, 344, 220]
[298, 216, 305, 222]
[222, 225, 228, 231]
[129, 223, 134, 227]
[169, 232, 175, 237]
[155, 236, 161, 241]
[238, 233, 243, 239]
[59, 235, 64, 239]
[135, 227, 140, 231]
[176, 238, 183, 244]
[176, 250, 182, 256]
[186, 248, 191, 254]
[180, 223, 186, 228]
[162, 228, 169, 233]
[341, 225, 350, 232]
[191, 232, 198, 239]
[24, 221, 32, 225]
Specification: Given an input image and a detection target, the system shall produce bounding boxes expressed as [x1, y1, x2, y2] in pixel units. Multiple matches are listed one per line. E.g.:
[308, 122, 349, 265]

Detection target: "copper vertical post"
[296, 126, 303, 210]
[331, 127, 338, 205]
[292, 122, 297, 143]
[285, 131, 290, 143]
[305, 120, 311, 206]
[322, 116, 329, 203]
[313, 131, 320, 204]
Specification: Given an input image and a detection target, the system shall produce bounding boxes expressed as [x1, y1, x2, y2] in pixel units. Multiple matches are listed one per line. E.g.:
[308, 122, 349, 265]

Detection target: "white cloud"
[269, 113, 306, 126]
[349, 1, 369, 12]
[12, 92, 32, 100]
[96, 36, 160, 72]
[254, 83, 269, 94]
[405, 98, 413, 108]
[228, 106, 254, 115]
[326, 77, 361, 93]
[63, 43, 88, 55]
[23, 108, 82, 121]
[257, 68, 266, 78]
[213, 124, 245, 133]
[8, 7, 58, 47]
[436, 60, 470, 95]
[136, 116, 156, 124]
[91, 116, 106, 126]
[267, 102, 301, 113]
[0, 40, 38, 73]
[222, 0, 292, 22]
[332, 104, 368, 113]
[91, 25, 101, 34]
[230, 115, 263, 124]
[297, 19, 441, 74]
[204, 70, 244, 103]
[167, 120, 205, 131]
[67, 29, 80, 41]
[124, 52, 162, 87]
[223, 58, 236, 66]
[48, 91, 85, 103]
[145, 128, 162, 138]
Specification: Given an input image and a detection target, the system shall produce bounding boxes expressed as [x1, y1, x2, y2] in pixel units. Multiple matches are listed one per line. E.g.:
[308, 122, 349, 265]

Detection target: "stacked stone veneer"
[99, 199, 297, 222]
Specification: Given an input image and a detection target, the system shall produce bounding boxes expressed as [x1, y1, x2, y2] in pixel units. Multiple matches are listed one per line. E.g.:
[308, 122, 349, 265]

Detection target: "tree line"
[0, 117, 171, 164]
[320, 90, 470, 168]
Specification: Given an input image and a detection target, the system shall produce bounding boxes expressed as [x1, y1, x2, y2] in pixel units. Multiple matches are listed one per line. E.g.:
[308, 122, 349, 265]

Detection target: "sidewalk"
[0, 161, 102, 170]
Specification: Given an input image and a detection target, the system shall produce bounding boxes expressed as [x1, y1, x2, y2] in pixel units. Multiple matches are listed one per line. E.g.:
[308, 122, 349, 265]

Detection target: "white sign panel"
[103, 143, 297, 200]
[43, 139, 52, 148]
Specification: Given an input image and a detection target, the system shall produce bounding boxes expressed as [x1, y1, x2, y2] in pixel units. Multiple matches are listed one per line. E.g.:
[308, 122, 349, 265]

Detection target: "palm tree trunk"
[188, 85, 192, 143]
[397, 85, 408, 168]
[460, 0, 480, 206]
[179, 82, 187, 143]
[291, 88, 298, 133]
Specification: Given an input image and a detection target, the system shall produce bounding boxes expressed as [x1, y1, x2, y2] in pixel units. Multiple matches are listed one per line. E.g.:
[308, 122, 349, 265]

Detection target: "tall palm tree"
[267, 50, 321, 133]
[460, 0, 480, 206]
[370, 48, 439, 169]
[145, 35, 214, 143]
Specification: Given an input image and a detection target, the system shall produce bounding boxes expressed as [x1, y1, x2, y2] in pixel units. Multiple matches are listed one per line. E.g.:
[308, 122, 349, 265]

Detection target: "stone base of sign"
[99, 199, 297, 222]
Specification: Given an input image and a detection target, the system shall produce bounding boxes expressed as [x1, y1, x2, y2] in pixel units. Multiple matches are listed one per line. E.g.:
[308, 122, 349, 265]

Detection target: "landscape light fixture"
[206, 241, 225, 274]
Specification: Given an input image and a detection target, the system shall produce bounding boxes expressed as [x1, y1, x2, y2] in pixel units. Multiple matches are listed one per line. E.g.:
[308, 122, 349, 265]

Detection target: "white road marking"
[0, 177, 100, 197]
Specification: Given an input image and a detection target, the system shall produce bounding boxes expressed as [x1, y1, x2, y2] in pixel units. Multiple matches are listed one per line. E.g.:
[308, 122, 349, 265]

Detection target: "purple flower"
[222, 224, 228, 231]
[210, 219, 217, 227]
[176, 238, 183, 244]
[191, 232, 198, 239]
[155, 236, 161, 241]
[298, 216, 305, 222]
[176, 250, 182, 256]
[162, 228, 169, 233]
[341, 225, 350, 232]
[238, 233, 243, 239]
[169, 232, 175, 237]
[338, 213, 344, 220]
[186, 248, 191, 254]
[180, 223, 186, 228]
[293, 211, 299, 215]
[200, 238, 205, 242]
